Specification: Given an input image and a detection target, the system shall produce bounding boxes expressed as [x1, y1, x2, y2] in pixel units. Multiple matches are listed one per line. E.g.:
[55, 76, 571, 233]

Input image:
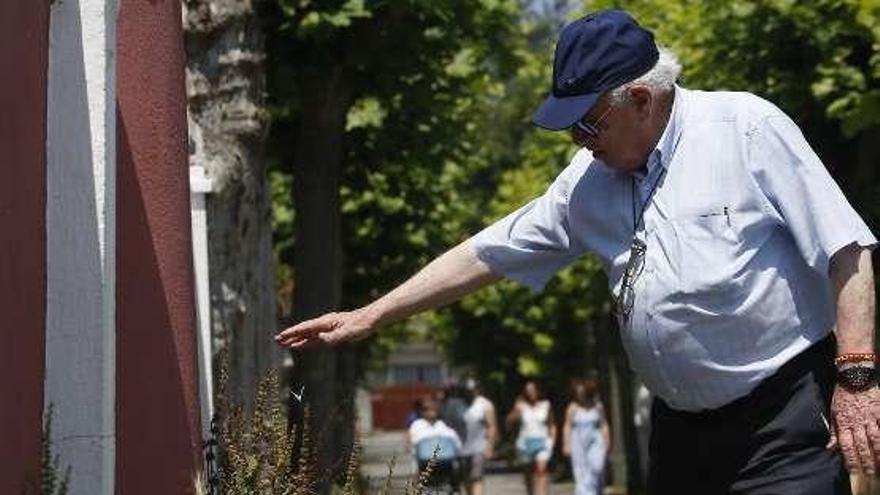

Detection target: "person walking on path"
[507, 380, 556, 495]
[460, 378, 498, 495]
[408, 397, 463, 493]
[276, 9, 878, 494]
[563, 380, 610, 495]
[438, 383, 469, 445]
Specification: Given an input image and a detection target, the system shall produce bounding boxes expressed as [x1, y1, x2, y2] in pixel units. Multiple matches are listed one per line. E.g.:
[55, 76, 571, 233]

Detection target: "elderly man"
[276, 10, 878, 493]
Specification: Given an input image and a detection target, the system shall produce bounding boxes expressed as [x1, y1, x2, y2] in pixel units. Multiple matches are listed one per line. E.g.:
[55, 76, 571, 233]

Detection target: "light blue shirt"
[472, 86, 877, 411]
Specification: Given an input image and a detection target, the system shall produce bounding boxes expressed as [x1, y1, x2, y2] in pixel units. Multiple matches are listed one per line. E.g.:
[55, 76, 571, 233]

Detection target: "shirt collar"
[631, 85, 685, 180]
[655, 85, 685, 171]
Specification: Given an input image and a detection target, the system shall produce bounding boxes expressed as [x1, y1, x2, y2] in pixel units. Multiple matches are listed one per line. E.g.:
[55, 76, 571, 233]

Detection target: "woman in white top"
[460, 378, 497, 495]
[563, 379, 610, 495]
[507, 380, 556, 495]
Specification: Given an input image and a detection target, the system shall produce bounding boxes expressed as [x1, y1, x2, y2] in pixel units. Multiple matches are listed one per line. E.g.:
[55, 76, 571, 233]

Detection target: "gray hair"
[608, 46, 682, 106]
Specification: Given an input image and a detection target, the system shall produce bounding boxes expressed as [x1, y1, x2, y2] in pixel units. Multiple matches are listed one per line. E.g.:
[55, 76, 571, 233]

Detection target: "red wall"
[0, 1, 49, 492]
[116, 0, 202, 492]
[372, 385, 438, 430]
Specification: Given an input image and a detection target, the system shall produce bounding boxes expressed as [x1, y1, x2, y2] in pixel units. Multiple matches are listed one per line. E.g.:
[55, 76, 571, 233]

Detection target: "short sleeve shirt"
[472, 87, 877, 411]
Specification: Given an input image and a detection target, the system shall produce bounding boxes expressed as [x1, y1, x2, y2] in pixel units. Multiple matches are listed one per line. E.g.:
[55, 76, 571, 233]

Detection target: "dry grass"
[205, 350, 440, 495]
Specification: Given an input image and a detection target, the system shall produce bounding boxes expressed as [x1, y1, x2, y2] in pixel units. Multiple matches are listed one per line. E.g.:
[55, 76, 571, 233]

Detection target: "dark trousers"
[648, 336, 851, 495]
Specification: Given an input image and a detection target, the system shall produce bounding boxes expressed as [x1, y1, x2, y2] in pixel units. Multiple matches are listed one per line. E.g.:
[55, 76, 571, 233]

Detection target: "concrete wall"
[0, 1, 49, 491]
[44, 0, 118, 493]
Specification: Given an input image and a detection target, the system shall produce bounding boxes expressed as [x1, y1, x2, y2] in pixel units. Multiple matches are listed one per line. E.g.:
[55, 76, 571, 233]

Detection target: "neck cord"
[630, 92, 675, 231]
[631, 165, 666, 232]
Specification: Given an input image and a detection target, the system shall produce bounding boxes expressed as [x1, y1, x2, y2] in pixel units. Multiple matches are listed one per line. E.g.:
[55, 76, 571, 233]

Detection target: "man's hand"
[274, 309, 376, 349]
[827, 385, 880, 475]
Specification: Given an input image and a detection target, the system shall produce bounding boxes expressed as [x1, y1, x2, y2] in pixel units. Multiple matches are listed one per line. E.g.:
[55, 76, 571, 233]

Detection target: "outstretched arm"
[274, 238, 500, 349]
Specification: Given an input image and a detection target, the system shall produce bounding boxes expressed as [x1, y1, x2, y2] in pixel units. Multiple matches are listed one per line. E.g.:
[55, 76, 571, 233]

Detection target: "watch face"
[837, 366, 877, 393]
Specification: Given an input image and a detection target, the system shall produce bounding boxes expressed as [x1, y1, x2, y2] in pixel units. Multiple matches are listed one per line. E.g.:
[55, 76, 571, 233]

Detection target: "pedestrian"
[460, 378, 498, 495]
[405, 397, 424, 429]
[408, 397, 463, 493]
[507, 380, 556, 495]
[563, 379, 609, 495]
[276, 8, 878, 494]
[437, 383, 469, 444]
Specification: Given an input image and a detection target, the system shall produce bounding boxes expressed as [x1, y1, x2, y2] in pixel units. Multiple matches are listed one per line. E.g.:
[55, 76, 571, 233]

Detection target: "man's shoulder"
[684, 88, 787, 129]
[552, 148, 615, 193]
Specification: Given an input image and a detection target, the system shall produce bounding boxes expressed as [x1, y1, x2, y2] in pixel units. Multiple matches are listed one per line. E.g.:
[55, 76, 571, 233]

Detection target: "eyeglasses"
[614, 237, 647, 324]
[572, 105, 613, 138]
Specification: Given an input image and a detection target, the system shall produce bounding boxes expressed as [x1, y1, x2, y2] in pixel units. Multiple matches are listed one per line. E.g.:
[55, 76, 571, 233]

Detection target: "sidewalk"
[360, 430, 577, 494]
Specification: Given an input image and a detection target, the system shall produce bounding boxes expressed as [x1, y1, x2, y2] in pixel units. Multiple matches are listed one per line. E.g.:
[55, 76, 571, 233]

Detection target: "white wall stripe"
[45, 0, 117, 493]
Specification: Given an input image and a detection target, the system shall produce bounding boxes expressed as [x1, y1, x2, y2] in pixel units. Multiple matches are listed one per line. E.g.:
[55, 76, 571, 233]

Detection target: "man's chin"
[598, 156, 640, 173]
[595, 153, 622, 169]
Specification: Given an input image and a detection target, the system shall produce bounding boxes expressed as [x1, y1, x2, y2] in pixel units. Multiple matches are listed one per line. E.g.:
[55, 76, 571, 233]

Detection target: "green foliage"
[331, 3, 614, 405]
[266, 0, 880, 424]
[265, 0, 615, 410]
[266, 0, 522, 302]
[588, 0, 880, 136]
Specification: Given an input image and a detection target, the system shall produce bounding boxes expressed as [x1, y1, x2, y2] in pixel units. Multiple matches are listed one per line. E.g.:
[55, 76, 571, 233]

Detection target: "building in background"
[365, 340, 462, 431]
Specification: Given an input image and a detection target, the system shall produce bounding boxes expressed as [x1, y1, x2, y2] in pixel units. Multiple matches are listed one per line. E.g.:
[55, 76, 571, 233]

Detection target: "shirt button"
[647, 312, 654, 320]
[653, 349, 661, 357]
[672, 387, 679, 394]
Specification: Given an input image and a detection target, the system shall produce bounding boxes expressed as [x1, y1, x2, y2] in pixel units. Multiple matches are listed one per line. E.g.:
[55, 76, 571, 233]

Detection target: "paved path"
[360, 430, 577, 494]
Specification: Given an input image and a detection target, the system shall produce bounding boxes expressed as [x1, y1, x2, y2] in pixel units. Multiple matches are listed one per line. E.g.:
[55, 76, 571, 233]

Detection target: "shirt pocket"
[673, 207, 744, 295]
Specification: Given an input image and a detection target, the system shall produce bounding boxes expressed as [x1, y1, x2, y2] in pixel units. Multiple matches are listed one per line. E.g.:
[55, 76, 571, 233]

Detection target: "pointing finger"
[275, 314, 337, 343]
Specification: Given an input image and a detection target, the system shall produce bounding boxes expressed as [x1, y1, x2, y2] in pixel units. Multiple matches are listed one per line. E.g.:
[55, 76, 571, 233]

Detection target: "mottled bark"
[183, 0, 280, 406]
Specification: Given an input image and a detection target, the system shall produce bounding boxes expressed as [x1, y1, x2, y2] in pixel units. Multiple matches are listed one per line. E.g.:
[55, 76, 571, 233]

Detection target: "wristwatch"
[836, 365, 877, 393]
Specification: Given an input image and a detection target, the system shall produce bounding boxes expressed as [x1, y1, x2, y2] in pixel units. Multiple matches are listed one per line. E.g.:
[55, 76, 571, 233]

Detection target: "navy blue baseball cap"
[532, 10, 659, 131]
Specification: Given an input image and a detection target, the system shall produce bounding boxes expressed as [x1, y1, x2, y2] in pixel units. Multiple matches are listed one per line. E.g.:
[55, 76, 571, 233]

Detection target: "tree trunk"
[291, 67, 356, 493]
[183, 0, 281, 407]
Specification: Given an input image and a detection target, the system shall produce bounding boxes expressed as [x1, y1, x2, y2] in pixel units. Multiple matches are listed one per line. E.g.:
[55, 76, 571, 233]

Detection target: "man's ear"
[627, 86, 653, 120]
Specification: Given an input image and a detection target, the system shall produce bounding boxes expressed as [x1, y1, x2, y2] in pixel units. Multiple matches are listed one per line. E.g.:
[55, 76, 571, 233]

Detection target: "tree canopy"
[268, 0, 879, 400]
[265, 4, 879, 485]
